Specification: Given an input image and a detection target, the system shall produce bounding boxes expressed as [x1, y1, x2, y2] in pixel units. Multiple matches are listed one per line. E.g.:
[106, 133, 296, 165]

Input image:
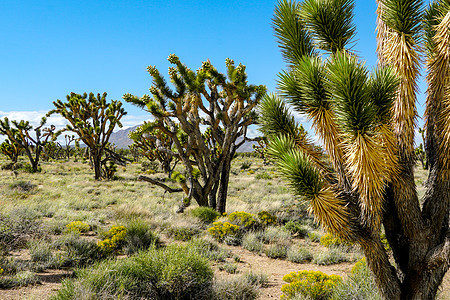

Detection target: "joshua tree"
[0, 117, 55, 172]
[128, 121, 179, 178]
[49, 92, 127, 180]
[0, 139, 22, 164]
[260, 0, 449, 299]
[125, 55, 266, 213]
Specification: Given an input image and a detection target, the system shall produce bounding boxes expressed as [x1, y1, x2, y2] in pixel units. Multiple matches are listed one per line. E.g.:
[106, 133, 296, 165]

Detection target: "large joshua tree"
[125, 55, 266, 213]
[260, 0, 449, 299]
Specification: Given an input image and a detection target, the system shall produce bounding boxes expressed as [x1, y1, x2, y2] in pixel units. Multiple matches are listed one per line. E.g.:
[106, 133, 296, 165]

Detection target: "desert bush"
[0, 208, 42, 253]
[190, 207, 221, 223]
[65, 221, 90, 234]
[243, 271, 269, 287]
[57, 234, 105, 267]
[52, 244, 214, 300]
[242, 232, 263, 253]
[124, 218, 160, 255]
[188, 238, 230, 262]
[259, 226, 291, 244]
[265, 242, 289, 259]
[207, 221, 240, 242]
[313, 248, 348, 265]
[97, 225, 127, 254]
[307, 231, 322, 243]
[284, 221, 310, 237]
[240, 161, 252, 170]
[287, 246, 313, 263]
[331, 257, 382, 300]
[257, 210, 277, 225]
[167, 225, 200, 241]
[9, 181, 36, 192]
[28, 239, 56, 268]
[281, 270, 342, 300]
[214, 275, 260, 300]
[228, 211, 259, 230]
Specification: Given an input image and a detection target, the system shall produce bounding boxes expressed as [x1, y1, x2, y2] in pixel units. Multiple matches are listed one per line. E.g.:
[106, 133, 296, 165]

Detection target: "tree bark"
[217, 152, 233, 214]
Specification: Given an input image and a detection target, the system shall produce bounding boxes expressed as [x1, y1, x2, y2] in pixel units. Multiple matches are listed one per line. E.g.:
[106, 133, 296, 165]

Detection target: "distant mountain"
[109, 125, 257, 152]
[109, 125, 138, 149]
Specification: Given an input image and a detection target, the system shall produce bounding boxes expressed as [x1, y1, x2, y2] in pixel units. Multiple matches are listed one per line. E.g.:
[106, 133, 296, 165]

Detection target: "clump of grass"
[243, 271, 268, 287]
[51, 244, 214, 300]
[219, 262, 239, 274]
[124, 218, 160, 255]
[265, 242, 289, 259]
[0, 270, 38, 288]
[9, 181, 36, 192]
[167, 225, 201, 241]
[307, 231, 322, 243]
[259, 226, 291, 244]
[287, 245, 313, 263]
[188, 238, 230, 262]
[28, 239, 57, 268]
[55, 233, 105, 267]
[242, 232, 263, 253]
[283, 221, 310, 238]
[255, 172, 272, 180]
[190, 207, 221, 223]
[214, 275, 260, 300]
[313, 248, 348, 265]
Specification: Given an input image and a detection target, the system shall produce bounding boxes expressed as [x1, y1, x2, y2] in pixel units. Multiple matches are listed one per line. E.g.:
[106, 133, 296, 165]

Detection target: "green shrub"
[207, 221, 240, 242]
[65, 221, 90, 234]
[240, 161, 252, 170]
[257, 211, 277, 225]
[281, 270, 342, 300]
[0, 209, 42, 253]
[124, 218, 160, 255]
[307, 231, 322, 242]
[52, 244, 214, 300]
[331, 258, 382, 300]
[190, 207, 221, 223]
[242, 232, 263, 253]
[284, 221, 310, 237]
[287, 246, 313, 263]
[313, 248, 348, 265]
[167, 225, 200, 241]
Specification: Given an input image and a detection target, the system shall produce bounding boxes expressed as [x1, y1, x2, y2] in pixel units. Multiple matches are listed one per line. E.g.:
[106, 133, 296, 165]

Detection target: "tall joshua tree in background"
[260, 0, 449, 299]
[125, 55, 266, 213]
[49, 92, 127, 180]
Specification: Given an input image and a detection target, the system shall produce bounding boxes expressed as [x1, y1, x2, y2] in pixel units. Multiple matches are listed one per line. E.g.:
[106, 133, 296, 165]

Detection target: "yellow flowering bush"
[257, 211, 277, 226]
[319, 233, 350, 248]
[65, 221, 90, 234]
[281, 270, 342, 300]
[207, 221, 239, 241]
[0, 267, 3, 275]
[228, 211, 258, 229]
[97, 225, 127, 254]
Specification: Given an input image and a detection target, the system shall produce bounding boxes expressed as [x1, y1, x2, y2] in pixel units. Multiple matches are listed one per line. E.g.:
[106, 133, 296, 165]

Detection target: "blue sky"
[0, 0, 428, 141]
